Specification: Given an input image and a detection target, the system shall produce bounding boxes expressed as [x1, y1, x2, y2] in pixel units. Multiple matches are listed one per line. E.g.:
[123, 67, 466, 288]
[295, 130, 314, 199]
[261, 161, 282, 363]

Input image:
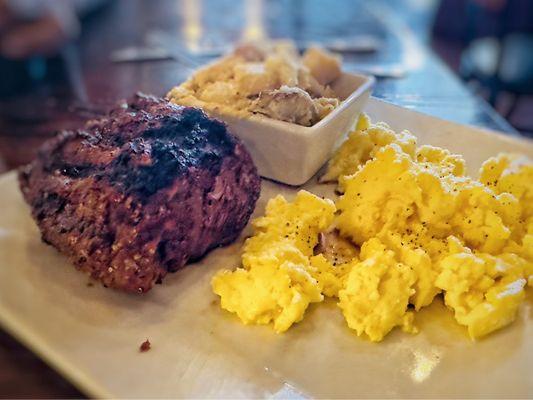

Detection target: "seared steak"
[19, 94, 261, 293]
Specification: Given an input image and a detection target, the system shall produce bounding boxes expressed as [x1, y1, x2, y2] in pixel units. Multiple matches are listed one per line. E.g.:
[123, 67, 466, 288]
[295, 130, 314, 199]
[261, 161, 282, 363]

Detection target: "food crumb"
[139, 339, 151, 352]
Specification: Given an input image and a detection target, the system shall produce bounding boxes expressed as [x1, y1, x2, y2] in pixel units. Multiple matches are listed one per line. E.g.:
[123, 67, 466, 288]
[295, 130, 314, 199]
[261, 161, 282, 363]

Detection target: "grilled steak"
[19, 93, 261, 293]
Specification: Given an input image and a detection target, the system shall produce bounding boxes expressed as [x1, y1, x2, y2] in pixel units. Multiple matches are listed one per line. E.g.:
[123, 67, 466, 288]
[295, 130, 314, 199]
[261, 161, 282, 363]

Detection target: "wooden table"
[0, 0, 518, 397]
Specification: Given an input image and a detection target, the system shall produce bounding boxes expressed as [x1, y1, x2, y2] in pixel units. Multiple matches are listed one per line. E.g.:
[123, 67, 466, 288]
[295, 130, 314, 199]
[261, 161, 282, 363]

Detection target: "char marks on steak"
[19, 93, 261, 293]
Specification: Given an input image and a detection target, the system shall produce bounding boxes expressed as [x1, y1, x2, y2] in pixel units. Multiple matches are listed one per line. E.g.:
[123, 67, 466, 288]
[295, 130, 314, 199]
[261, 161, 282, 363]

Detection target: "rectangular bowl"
[205, 72, 375, 186]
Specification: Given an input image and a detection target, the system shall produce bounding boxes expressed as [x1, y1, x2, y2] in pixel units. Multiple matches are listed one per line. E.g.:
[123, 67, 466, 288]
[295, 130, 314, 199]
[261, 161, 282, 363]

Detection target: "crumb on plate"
[139, 339, 151, 352]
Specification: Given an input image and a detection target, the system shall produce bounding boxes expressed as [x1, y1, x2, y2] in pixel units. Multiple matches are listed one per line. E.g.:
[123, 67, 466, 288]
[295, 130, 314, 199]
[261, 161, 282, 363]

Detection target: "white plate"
[0, 98, 531, 398]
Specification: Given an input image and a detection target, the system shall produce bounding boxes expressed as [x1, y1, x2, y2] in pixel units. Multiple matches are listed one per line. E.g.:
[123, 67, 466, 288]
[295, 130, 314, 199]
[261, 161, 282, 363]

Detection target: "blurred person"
[472, 0, 507, 11]
[0, 0, 107, 59]
[433, 0, 533, 134]
[0, 0, 107, 96]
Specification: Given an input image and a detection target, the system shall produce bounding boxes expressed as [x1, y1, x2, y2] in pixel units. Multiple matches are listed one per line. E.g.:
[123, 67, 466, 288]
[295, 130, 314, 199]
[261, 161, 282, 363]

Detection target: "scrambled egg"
[212, 191, 335, 333]
[338, 238, 418, 342]
[212, 115, 532, 342]
[320, 113, 417, 185]
[435, 237, 526, 339]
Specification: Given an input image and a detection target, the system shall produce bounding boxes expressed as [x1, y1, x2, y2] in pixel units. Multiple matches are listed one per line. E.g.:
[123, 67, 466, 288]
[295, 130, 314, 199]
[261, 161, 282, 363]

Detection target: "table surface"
[0, 0, 519, 397]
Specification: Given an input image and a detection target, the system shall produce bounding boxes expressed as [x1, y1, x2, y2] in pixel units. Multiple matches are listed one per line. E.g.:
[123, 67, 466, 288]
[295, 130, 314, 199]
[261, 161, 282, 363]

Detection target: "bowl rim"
[187, 71, 376, 139]
[231, 71, 374, 134]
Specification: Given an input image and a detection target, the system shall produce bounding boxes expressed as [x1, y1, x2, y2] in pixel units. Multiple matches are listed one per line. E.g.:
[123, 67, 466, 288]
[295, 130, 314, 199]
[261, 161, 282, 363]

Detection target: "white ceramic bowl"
[206, 72, 375, 186]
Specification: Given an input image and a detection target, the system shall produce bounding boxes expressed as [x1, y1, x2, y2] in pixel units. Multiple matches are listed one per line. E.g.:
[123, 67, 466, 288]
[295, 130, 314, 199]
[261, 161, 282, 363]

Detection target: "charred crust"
[18, 93, 261, 293]
[38, 95, 237, 199]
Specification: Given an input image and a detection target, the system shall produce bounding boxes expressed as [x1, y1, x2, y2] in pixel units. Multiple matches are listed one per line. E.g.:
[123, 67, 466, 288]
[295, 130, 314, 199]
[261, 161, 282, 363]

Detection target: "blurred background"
[0, 0, 532, 397]
[0, 0, 532, 174]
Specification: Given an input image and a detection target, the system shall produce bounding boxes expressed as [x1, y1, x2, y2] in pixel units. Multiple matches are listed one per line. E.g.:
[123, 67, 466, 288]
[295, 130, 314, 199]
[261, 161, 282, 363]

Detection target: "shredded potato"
[167, 41, 341, 126]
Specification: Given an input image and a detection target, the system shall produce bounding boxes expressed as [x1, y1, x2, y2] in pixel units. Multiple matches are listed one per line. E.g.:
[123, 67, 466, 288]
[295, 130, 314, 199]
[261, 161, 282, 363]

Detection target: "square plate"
[0, 98, 531, 398]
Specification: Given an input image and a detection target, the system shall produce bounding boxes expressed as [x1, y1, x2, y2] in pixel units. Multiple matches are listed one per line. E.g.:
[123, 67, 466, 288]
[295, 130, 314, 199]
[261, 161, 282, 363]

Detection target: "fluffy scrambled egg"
[212, 191, 335, 333]
[320, 113, 417, 184]
[338, 238, 418, 342]
[213, 115, 533, 342]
